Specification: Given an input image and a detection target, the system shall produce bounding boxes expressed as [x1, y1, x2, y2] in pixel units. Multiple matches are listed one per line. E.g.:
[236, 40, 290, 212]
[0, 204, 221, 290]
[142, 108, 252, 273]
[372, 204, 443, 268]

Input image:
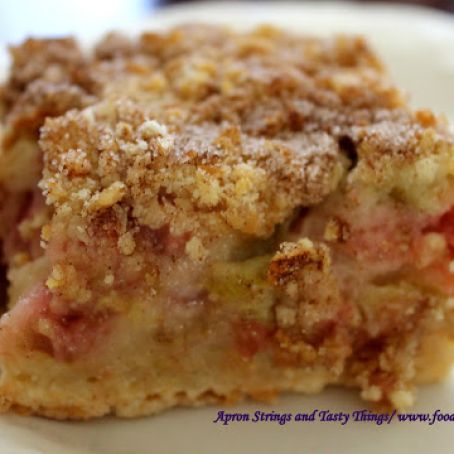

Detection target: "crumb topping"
[2, 26, 452, 238]
[38, 102, 343, 238]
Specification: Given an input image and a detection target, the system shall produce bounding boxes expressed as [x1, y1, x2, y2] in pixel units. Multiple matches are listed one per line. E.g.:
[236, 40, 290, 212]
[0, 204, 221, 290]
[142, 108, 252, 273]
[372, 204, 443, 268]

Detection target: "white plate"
[1, 2, 454, 453]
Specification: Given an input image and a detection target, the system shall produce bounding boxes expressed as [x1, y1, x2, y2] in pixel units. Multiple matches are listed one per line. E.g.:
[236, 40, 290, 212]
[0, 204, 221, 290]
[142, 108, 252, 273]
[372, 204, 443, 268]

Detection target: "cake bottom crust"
[0, 332, 452, 420]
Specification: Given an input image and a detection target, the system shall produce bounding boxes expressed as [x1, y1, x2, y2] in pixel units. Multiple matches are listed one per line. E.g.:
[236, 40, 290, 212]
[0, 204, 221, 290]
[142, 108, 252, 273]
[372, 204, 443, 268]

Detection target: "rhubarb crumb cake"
[0, 25, 454, 419]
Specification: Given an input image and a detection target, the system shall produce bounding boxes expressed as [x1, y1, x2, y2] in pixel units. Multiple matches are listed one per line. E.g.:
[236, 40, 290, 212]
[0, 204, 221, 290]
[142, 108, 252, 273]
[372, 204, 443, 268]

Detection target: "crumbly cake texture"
[1, 25, 454, 419]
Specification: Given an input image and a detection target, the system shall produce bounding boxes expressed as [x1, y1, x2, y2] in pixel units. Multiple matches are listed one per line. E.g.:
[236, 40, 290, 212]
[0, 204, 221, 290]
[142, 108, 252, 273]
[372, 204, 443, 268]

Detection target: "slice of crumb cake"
[0, 25, 454, 419]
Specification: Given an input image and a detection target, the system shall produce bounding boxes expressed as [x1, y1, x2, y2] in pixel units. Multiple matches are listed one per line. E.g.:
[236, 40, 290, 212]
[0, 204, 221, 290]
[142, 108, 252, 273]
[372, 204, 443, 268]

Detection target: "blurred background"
[0, 0, 453, 44]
